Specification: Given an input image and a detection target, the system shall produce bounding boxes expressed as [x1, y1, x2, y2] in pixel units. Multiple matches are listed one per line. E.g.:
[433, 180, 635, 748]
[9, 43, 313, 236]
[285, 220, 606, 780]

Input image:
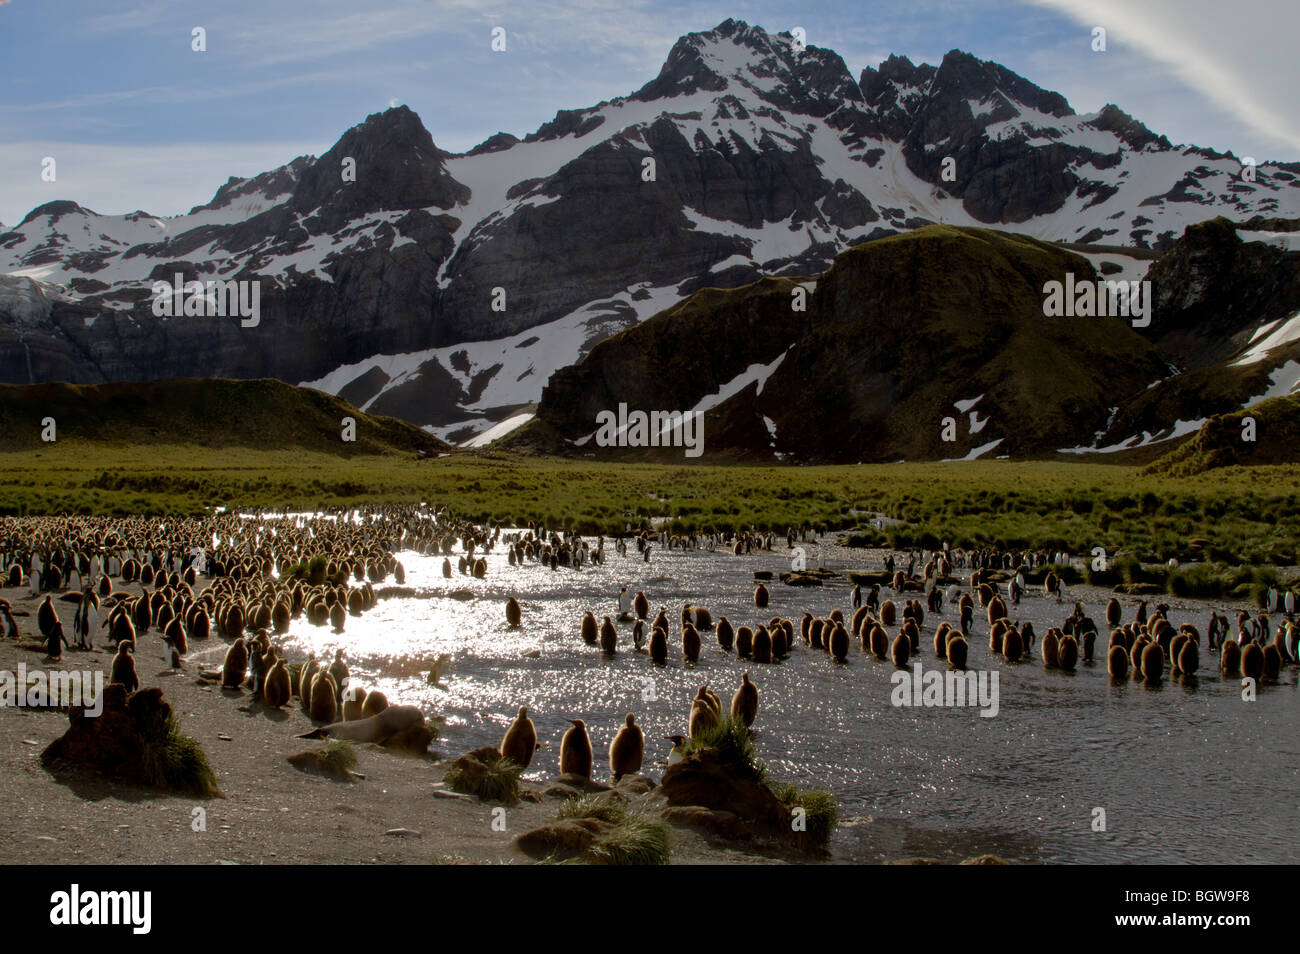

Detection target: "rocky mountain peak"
[189, 156, 314, 215]
[632, 18, 859, 116]
[16, 200, 91, 228]
[929, 48, 1073, 120]
[1085, 104, 1170, 152]
[288, 106, 469, 226]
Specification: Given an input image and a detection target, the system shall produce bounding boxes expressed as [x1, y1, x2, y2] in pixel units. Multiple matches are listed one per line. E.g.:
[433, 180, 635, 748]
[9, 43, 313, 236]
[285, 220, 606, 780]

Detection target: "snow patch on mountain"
[942, 437, 1003, 461]
[1059, 418, 1205, 455]
[1238, 229, 1300, 251]
[461, 412, 535, 447]
[1231, 309, 1300, 366]
[1248, 359, 1300, 402]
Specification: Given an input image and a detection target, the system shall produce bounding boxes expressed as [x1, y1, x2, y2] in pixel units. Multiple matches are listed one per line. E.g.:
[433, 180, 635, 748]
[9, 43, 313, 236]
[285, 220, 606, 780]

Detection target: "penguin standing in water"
[560, 718, 593, 779]
[609, 713, 644, 782]
[851, 585, 862, 611]
[600, 616, 618, 654]
[501, 706, 537, 770]
[730, 672, 758, 727]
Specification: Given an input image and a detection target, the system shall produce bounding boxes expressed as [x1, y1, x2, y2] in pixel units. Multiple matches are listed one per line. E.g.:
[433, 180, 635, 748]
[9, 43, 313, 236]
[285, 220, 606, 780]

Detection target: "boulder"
[515, 818, 613, 858]
[660, 751, 787, 830]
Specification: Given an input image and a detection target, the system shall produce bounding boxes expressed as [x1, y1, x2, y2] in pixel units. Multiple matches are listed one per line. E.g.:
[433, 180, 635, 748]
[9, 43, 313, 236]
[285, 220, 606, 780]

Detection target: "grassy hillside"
[770, 225, 1169, 461]
[1145, 393, 1300, 476]
[510, 275, 811, 456]
[0, 378, 451, 456]
[2, 442, 1298, 568]
[516, 225, 1172, 462]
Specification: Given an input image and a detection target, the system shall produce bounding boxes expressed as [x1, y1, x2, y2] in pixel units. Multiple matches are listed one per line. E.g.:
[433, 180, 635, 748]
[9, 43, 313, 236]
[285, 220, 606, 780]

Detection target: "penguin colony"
[559, 556, 1298, 698]
[0, 508, 470, 720]
[5, 513, 1296, 795]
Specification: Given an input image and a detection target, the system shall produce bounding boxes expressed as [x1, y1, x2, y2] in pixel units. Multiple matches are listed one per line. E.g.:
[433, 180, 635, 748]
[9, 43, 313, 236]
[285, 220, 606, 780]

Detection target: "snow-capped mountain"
[2, 18, 1298, 445]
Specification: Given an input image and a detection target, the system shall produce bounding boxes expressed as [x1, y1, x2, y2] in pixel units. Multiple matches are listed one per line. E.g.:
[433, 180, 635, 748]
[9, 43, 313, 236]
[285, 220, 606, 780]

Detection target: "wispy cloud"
[0, 67, 366, 114]
[1023, 0, 1300, 156]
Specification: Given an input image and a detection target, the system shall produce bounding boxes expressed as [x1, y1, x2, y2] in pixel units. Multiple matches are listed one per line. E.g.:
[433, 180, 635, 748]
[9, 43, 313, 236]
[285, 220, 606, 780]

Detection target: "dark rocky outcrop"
[1141, 216, 1300, 369]
[41, 685, 222, 797]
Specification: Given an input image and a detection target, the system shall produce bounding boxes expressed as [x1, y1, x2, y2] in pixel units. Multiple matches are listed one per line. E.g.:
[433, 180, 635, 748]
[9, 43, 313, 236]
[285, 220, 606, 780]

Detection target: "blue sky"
[1, 0, 1296, 226]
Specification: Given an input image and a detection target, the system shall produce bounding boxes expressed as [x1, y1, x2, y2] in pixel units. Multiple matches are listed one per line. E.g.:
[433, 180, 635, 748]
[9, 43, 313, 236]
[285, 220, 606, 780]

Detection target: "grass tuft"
[770, 783, 840, 850]
[557, 792, 627, 824]
[583, 813, 671, 866]
[685, 717, 768, 783]
[320, 739, 358, 775]
[554, 790, 670, 864]
[445, 753, 522, 803]
[137, 712, 221, 797]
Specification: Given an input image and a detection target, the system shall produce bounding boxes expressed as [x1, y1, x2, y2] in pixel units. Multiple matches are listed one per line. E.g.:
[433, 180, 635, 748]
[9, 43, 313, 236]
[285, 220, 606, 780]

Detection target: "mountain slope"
[1067, 216, 1300, 456]
[1144, 393, 1300, 475]
[0, 378, 451, 455]
[506, 225, 1171, 462]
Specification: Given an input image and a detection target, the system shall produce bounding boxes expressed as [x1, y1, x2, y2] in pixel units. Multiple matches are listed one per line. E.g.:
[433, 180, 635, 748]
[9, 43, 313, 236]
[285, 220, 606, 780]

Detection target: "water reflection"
[217, 523, 1297, 864]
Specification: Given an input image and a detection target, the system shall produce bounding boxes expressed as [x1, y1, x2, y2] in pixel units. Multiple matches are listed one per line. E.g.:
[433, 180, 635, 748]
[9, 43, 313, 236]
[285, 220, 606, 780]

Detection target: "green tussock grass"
[136, 711, 221, 798]
[557, 792, 628, 824]
[1104, 555, 1283, 603]
[583, 813, 671, 866]
[687, 718, 838, 851]
[0, 378, 448, 456]
[445, 753, 522, 804]
[685, 717, 768, 784]
[552, 791, 671, 865]
[769, 783, 840, 850]
[320, 739, 358, 775]
[3, 442, 1300, 568]
[1144, 394, 1300, 477]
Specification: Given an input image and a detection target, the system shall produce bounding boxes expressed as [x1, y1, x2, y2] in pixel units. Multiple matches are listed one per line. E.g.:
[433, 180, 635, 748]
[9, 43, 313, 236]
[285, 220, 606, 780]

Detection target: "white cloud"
[1023, 0, 1300, 155]
[0, 140, 323, 227]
